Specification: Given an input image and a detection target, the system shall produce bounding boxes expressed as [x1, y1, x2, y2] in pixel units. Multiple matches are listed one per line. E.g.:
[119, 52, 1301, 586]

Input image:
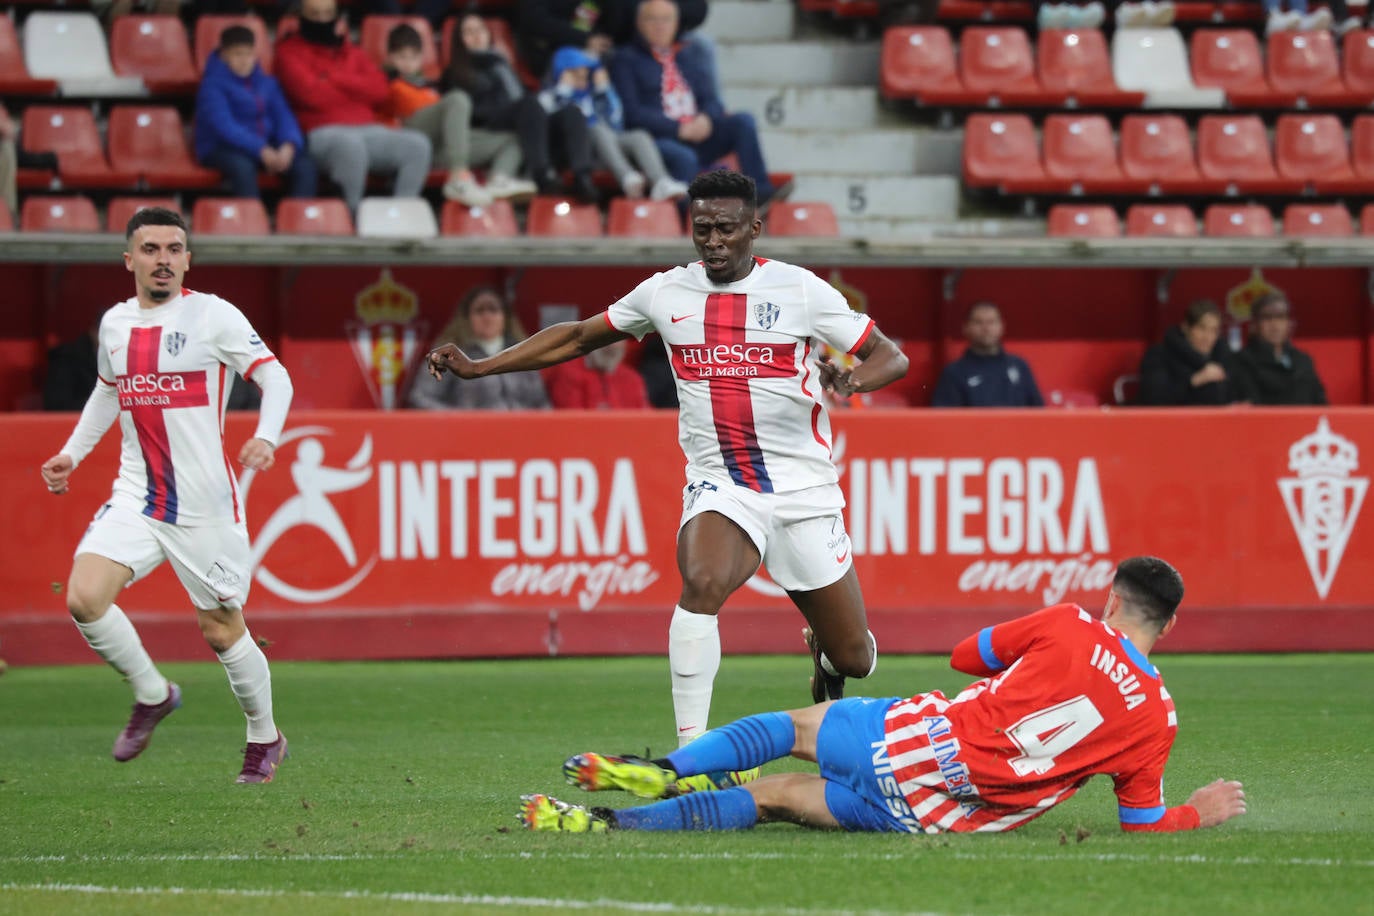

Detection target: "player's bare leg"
[788, 567, 876, 701]
[67, 553, 178, 759]
[746, 772, 843, 829]
[199, 605, 286, 783]
[672, 511, 761, 745]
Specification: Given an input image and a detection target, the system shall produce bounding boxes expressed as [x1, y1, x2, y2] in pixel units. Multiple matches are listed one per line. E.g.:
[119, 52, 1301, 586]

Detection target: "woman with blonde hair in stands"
[406, 285, 549, 410]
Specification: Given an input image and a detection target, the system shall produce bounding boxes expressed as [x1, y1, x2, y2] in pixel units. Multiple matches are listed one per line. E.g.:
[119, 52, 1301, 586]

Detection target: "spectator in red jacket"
[546, 339, 650, 408]
[274, 0, 431, 211]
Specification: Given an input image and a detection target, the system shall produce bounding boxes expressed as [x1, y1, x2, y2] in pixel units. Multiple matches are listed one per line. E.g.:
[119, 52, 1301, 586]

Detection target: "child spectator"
[382, 24, 537, 206]
[540, 46, 687, 200]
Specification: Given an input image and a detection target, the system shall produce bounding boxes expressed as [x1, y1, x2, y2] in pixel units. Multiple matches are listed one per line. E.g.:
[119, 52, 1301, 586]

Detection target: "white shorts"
[679, 480, 853, 592]
[75, 502, 252, 611]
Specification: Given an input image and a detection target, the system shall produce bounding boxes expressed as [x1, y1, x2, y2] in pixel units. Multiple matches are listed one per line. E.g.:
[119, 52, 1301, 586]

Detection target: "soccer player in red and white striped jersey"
[524, 556, 1247, 835]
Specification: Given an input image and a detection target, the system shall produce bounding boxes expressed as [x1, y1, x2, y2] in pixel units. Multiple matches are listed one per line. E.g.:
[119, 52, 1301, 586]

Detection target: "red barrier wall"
[3, 409, 1371, 665]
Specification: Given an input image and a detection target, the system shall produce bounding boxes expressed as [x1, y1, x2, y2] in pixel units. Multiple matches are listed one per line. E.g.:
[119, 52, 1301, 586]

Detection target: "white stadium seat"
[22, 11, 145, 97]
[1112, 28, 1224, 109]
[355, 197, 439, 239]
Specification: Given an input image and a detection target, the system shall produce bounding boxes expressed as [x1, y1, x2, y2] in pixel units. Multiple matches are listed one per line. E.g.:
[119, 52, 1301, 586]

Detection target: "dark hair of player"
[688, 170, 757, 214]
[218, 24, 255, 50]
[387, 23, 424, 54]
[1112, 556, 1185, 630]
[126, 206, 189, 241]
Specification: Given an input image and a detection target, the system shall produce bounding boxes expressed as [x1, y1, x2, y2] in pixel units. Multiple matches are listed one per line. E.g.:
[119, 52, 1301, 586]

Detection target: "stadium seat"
[276, 198, 355, 236]
[106, 196, 180, 234]
[1267, 30, 1361, 107]
[1341, 29, 1374, 96]
[963, 113, 1047, 190]
[20, 195, 100, 232]
[439, 198, 518, 237]
[1348, 115, 1374, 186]
[21, 106, 139, 190]
[194, 14, 273, 74]
[607, 198, 683, 238]
[526, 196, 603, 237]
[0, 203, 11, 231]
[110, 15, 199, 95]
[1282, 203, 1354, 237]
[107, 106, 223, 189]
[955, 27, 1061, 106]
[1361, 202, 1374, 234]
[361, 16, 440, 81]
[765, 201, 840, 237]
[1190, 29, 1290, 107]
[1112, 28, 1226, 108]
[878, 26, 964, 101]
[1046, 204, 1121, 237]
[1118, 114, 1227, 194]
[192, 197, 270, 235]
[1203, 203, 1275, 236]
[22, 11, 144, 96]
[1125, 204, 1198, 236]
[1196, 114, 1304, 194]
[356, 197, 439, 238]
[1046, 388, 1103, 408]
[1020, 113, 1138, 194]
[0, 15, 56, 96]
[1275, 114, 1367, 193]
[1036, 29, 1144, 108]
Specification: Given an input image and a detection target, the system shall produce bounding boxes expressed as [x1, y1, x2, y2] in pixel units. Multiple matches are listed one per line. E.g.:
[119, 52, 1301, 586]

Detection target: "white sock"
[820, 629, 879, 678]
[74, 603, 169, 706]
[217, 631, 277, 743]
[669, 606, 720, 747]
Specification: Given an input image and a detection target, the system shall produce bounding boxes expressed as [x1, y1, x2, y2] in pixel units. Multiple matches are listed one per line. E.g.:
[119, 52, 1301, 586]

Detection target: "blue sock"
[665, 711, 795, 776]
[612, 786, 758, 831]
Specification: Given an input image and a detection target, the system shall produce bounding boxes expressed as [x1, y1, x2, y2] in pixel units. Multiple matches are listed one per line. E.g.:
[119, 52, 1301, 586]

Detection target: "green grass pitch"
[1, 652, 1372, 915]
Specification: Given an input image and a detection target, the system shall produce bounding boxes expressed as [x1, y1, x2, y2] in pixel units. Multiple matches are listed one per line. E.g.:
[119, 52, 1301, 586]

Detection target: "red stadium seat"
[439, 198, 518, 236]
[1028, 113, 1139, 194]
[0, 15, 56, 95]
[1046, 388, 1103, 409]
[276, 198, 355, 235]
[1118, 114, 1226, 195]
[879, 26, 964, 101]
[1190, 29, 1289, 107]
[1282, 203, 1354, 237]
[607, 198, 683, 238]
[1203, 203, 1275, 236]
[1196, 115, 1304, 194]
[955, 27, 1061, 106]
[963, 113, 1046, 190]
[195, 14, 273, 74]
[1047, 204, 1120, 237]
[1267, 30, 1361, 107]
[361, 16, 440, 81]
[0, 202, 12, 230]
[765, 201, 840, 237]
[1349, 115, 1374, 183]
[106, 196, 180, 234]
[1276, 114, 1368, 194]
[108, 105, 223, 189]
[526, 196, 602, 237]
[1125, 204, 1198, 237]
[110, 15, 199, 95]
[1361, 202, 1374, 234]
[1036, 29, 1144, 108]
[20, 195, 100, 232]
[192, 197, 270, 235]
[21, 105, 139, 190]
[1341, 29, 1374, 97]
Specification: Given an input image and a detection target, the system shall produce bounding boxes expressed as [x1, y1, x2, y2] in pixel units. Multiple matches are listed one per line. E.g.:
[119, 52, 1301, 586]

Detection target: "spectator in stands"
[931, 302, 1044, 408]
[195, 26, 318, 202]
[43, 324, 99, 412]
[610, 0, 783, 209]
[383, 24, 537, 207]
[1231, 292, 1328, 406]
[0, 103, 15, 221]
[1263, 0, 1333, 33]
[408, 286, 549, 410]
[274, 0, 432, 212]
[447, 12, 598, 201]
[540, 46, 688, 200]
[516, 0, 632, 80]
[1137, 300, 1237, 406]
[545, 338, 650, 409]
[96, 0, 181, 28]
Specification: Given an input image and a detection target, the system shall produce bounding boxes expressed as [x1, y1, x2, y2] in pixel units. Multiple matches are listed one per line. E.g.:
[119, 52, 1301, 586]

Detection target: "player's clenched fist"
[426, 343, 477, 380]
[238, 438, 276, 471]
[1186, 778, 1247, 827]
[41, 453, 74, 495]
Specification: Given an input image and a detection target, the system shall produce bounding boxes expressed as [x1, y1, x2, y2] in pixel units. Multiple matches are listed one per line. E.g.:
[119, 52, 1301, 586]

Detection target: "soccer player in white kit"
[426, 171, 909, 776]
[39, 207, 294, 783]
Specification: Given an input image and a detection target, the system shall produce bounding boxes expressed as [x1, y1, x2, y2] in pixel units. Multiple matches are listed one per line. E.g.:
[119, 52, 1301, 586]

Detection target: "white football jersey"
[95, 289, 278, 526]
[607, 258, 874, 494]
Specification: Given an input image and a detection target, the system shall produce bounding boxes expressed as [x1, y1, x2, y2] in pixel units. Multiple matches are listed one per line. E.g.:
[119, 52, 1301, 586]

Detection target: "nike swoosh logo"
[110, 344, 126, 354]
[678, 725, 696, 733]
[670, 314, 695, 323]
[835, 550, 850, 564]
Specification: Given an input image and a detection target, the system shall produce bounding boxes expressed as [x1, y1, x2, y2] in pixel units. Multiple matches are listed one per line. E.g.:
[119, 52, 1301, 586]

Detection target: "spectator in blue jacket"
[194, 25, 318, 200]
[931, 302, 1045, 408]
[609, 0, 782, 207]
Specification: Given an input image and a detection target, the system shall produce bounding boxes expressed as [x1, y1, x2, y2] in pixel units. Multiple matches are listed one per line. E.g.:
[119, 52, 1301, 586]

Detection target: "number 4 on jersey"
[1005, 695, 1105, 777]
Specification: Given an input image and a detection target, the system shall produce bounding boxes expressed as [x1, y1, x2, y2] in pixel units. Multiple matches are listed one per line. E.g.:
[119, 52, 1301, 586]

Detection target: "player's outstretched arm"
[42, 381, 121, 494]
[1120, 779, 1246, 832]
[818, 327, 908, 398]
[427, 313, 629, 381]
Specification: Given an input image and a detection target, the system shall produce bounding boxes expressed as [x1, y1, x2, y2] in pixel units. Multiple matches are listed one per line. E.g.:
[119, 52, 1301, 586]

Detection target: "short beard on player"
[148, 287, 173, 302]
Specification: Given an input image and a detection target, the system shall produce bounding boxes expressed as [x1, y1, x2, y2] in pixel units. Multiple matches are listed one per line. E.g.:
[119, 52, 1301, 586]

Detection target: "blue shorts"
[816, 696, 921, 833]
